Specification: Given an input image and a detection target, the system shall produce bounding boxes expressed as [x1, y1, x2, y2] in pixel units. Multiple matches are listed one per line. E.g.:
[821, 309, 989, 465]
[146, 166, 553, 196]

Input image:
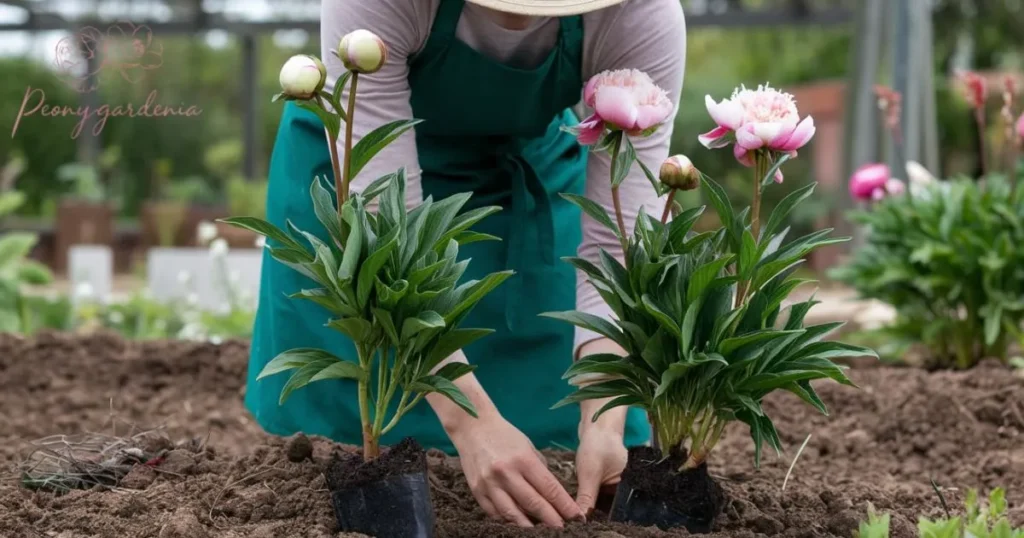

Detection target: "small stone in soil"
[285, 433, 313, 462]
[159, 450, 197, 475]
[158, 508, 209, 538]
[119, 465, 157, 489]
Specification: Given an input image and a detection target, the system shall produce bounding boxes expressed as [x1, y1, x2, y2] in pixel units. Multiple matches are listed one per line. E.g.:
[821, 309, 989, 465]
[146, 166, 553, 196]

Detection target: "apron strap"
[499, 153, 556, 331]
[430, 0, 465, 44]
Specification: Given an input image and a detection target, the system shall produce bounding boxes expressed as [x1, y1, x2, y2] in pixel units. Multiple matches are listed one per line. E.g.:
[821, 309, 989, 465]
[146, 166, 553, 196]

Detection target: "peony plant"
[224, 32, 511, 461]
[552, 78, 874, 473]
[833, 71, 1024, 369]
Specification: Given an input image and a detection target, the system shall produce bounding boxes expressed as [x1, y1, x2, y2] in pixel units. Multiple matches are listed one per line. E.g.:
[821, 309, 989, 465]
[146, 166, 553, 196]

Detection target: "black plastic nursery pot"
[609, 446, 725, 533]
[326, 437, 435, 538]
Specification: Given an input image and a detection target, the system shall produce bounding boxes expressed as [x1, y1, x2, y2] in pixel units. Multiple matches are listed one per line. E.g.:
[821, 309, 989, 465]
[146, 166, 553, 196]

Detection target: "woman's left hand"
[574, 413, 627, 515]
[573, 337, 630, 516]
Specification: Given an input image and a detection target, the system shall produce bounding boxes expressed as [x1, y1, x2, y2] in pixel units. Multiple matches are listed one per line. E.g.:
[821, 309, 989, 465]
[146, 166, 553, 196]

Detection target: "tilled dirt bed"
[1, 331, 1022, 538]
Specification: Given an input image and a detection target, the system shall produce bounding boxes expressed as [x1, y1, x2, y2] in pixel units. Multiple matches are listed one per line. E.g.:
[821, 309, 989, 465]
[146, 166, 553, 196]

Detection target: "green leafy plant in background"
[226, 175, 268, 220]
[831, 176, 1024, 368]
[0, 191, 54, 333]
[855, 488, 1023, 538]
[222, 47, 511, 461]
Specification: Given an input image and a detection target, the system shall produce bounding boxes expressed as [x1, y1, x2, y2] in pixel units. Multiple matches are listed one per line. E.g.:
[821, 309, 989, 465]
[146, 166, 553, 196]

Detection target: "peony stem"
[660, 188, 676, 225]
[752, 154, 765, 242]
[356, 346, 379, 462]
[609, 135, 630, 255]
[317, 94, 345, 213]
[976, 108, 989, 179]
[342, 73, 359, 206]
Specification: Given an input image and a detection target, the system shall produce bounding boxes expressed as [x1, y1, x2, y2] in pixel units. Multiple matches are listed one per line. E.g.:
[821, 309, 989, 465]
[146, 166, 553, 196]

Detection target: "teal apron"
[247, 0, 650, 454]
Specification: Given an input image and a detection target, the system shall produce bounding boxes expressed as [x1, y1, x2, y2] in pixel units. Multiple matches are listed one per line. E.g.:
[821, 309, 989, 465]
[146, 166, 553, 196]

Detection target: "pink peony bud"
[279, 55, 326, 99]
[338, 30, 387, 74]
[659, 155, 699, 191]
[849, 163, 891, 201]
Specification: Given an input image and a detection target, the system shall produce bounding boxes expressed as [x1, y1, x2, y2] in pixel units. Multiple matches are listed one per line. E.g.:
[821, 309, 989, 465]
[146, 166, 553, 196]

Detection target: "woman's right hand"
[449, 410, 585, 528]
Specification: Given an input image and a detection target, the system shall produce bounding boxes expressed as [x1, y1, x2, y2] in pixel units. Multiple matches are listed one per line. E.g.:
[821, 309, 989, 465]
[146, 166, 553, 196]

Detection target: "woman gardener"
[249, 0, 686, 528]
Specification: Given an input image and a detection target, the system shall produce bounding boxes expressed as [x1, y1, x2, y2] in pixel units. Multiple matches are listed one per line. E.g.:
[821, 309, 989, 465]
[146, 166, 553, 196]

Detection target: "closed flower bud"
[279, 54, 326, 99]
[338, 30, 387, 74]
[659, 155, 699, 190]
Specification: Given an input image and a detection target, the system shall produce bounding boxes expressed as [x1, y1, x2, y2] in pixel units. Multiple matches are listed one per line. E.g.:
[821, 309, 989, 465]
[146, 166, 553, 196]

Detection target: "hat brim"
[465, 0, 625, 16]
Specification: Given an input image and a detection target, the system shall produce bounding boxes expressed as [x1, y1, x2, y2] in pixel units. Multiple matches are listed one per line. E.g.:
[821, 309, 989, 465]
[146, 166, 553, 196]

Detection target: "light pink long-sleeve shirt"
[320, 0, 687, 355]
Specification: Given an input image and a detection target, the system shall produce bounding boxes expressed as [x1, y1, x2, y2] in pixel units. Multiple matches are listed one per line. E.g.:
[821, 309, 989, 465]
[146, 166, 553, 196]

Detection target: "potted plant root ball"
[546, 78, 878, 533]
[220, 33, 512, 538]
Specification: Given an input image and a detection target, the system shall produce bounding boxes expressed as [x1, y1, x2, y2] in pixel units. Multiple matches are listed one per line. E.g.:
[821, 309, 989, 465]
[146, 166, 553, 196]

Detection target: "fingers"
[575, 460, 600, 516]
[501, 472, 566, 528]
[488, 487, 534, 528]
[522, 459, 585, 522]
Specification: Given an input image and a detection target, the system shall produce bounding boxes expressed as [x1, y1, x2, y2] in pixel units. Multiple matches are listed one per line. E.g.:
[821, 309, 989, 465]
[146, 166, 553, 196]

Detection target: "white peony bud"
[279, 54, 327, 100]
[337, 30, 387, 74]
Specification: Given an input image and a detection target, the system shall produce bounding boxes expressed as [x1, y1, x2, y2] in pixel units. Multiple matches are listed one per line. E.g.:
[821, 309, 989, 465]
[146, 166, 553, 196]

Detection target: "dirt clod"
[159, 508, 209, 538]
[285, 433, 313, 462]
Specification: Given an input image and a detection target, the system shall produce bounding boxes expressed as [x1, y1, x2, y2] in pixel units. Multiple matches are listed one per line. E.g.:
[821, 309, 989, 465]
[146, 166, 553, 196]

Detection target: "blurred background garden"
[0, 0, 1022, 352]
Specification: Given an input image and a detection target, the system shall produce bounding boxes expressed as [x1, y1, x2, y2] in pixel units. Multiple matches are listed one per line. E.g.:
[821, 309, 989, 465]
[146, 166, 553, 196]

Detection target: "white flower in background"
[209, 238, 229, 259]
[178, 322, 204, 341]
[73, 282, 94, 301]
[217, 302, 232, 315]
[177, 270, 193, 286]
[905, 161, 935, 186]
[210, 336, 223, 345]
[254, 235, 266, 248]
[196, 220, 218, 245]
[186, 293, 199, 306]
[107, 311, 124, 324]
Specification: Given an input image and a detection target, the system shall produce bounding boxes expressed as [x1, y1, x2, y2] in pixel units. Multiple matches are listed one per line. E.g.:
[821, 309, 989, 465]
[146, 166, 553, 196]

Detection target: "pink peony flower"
[849, 163, 891, 201]
[699, 84, 815, 183]
[573, 69, 674, 145]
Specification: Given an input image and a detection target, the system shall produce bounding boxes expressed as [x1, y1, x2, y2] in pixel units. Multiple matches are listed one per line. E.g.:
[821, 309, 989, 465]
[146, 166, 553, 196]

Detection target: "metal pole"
[919, 2, 941, 176]
[241, 33, 258, 180]
[843, 0, 885, 180]
[889, 0, 910, 174]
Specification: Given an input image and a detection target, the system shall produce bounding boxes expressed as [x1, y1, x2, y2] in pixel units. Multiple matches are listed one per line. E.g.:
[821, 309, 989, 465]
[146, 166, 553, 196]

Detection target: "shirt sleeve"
[574, 0, 688, 356]
[320, 0, 431, 210]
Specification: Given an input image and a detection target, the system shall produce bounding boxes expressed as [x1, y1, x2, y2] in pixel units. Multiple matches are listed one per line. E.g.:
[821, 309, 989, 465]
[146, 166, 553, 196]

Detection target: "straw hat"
[465, 0, 626, 16]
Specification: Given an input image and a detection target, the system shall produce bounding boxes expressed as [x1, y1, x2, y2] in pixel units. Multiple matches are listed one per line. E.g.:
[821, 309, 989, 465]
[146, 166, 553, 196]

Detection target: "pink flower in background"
[958, 71, 988, 110]
[1017, 113, 1024, 140]
[699, 84, 816, 183]
[573, 69, 674, 145]
[849, 163, 891, 201]
[885, 179, 906, 196]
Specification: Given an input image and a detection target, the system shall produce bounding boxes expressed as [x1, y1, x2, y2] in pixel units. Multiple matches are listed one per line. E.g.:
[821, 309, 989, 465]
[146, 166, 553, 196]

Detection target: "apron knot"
[497, 153, 556, 332]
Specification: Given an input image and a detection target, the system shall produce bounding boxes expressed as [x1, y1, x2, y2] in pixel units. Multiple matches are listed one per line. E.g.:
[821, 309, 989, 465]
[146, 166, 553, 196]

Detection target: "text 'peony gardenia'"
[574, 69, 674, 145]
[699, 84, 815, 183]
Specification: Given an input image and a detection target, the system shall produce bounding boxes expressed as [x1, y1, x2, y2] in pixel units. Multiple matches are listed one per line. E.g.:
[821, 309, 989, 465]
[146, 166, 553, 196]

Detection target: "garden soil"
[1, 331, 1022, 538]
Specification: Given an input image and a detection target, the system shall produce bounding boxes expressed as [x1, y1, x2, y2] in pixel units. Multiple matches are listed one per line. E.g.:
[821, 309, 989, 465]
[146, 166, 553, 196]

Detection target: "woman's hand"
[427, 351, 583, 528]
[449, 412, 585, 528]
[574, 337, 630, 516]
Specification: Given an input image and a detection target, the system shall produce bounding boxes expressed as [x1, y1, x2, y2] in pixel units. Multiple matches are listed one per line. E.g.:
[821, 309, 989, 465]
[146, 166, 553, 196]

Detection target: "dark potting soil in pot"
[1, 332, 1022, 537]
[325, 437, 434, 537]
[609, 445, 726, 532]
[325, 437, 426, 490]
